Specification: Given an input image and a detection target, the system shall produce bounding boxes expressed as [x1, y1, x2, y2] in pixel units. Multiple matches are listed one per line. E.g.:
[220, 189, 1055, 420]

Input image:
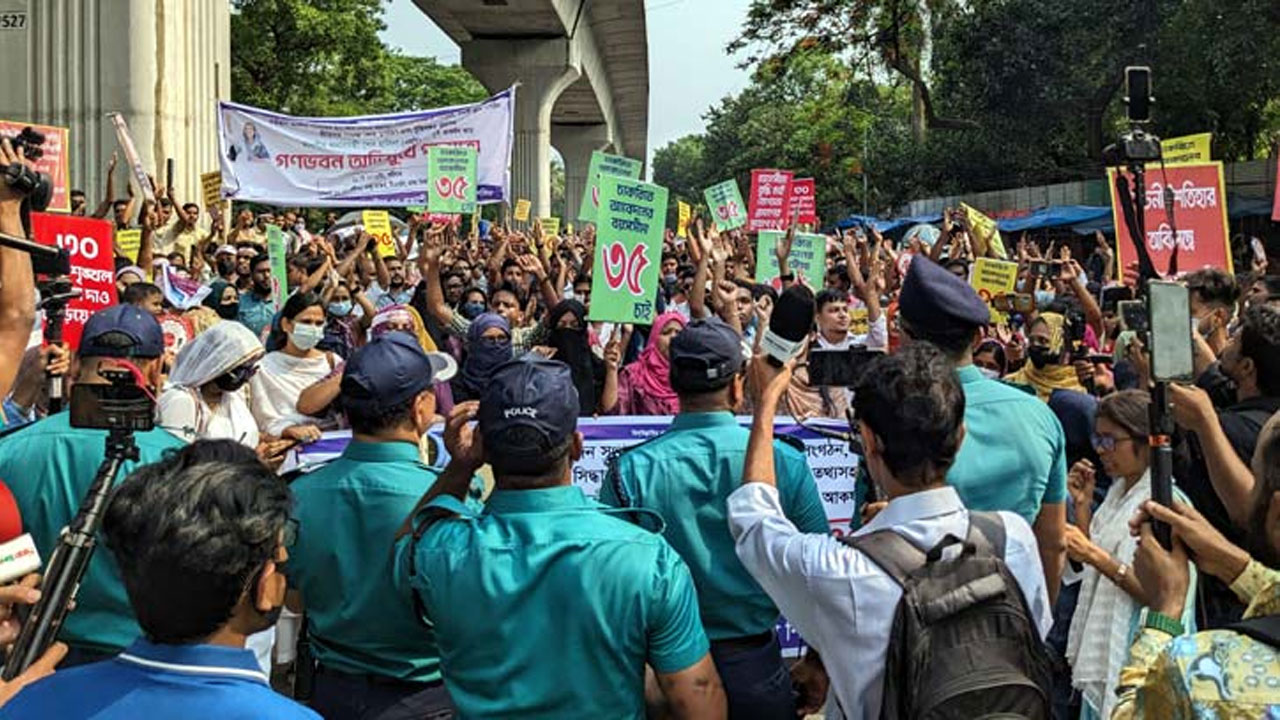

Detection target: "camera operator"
[0, 440, 318, 719]
[0, 137, 38, 401]
[0, 305, 184, 665]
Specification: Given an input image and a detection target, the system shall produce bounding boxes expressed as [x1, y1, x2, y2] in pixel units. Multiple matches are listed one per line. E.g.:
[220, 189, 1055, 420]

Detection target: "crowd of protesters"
[0, 133, 1278, 719]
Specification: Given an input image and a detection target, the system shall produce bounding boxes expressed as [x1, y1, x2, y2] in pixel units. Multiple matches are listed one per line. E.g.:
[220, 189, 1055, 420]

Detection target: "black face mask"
[1027, 346, 1057, 370]
[214, 363, 256, 392]
[217, 259, 236, 276]
[216, 302, 240, 320]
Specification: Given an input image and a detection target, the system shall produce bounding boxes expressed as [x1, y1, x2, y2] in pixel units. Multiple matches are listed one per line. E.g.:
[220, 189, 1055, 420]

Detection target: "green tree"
[230, 0, 486, 115]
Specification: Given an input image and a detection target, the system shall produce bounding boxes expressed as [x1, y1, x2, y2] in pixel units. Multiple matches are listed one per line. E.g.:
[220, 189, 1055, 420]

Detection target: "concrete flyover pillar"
[463, 39, 580, 219]
[552, 123, 612, 225]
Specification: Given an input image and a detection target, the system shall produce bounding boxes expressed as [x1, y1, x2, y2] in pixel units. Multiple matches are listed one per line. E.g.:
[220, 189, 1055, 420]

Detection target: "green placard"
[587, 176, 669, 324]
[427, 146, 478, 214]
[577, 151, 643, 222]
[755, 230, 822, 285]
[703, 179, 747, 231]
[266, 225, 289, 311]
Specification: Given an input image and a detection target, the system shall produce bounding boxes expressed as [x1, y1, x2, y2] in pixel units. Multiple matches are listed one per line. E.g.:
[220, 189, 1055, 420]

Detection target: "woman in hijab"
[319, 280, 374, 360]
[455, 312, 512, 402]
[973, 338, 1009, 379]
[547, 300, 603, 416]
[202, 279, 240, 321]
[370, 304, 439, 351]
[1004, 311, 1087, 401]
[604, 311, 687, 416]
[157, 320, 264, 446]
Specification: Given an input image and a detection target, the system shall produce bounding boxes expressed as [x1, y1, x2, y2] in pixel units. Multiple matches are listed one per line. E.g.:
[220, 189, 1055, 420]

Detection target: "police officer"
[1, 440, 317, 719]
[394, 357, 727, 719]
[0, 305, 184, 665]
[286, 332, 467, 719]
[600, 317, 828, 719]
[896, 257, 1067, 602]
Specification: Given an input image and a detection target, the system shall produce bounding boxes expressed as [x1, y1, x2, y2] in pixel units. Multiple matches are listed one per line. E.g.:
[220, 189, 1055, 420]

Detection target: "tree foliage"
[230, 0, 487, 116]
[656, 0, 1280, 220]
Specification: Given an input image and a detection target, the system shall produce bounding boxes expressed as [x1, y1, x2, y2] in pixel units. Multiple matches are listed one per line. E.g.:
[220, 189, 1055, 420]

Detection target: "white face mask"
[977, 366, 1001, 380]
[289, 323, 324, 351]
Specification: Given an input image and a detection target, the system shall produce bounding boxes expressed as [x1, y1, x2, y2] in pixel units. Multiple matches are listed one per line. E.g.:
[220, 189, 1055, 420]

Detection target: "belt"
[315, 664, 444, 691]
[709, 630, 775, 652]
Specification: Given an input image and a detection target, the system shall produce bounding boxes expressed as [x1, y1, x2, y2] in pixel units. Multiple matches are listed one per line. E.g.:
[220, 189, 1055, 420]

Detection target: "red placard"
[0, 121, 71, 213]
[787, 177, 817, 225]
[30, 213, 117, 350]
[748, 169, 793, 232]
[1107, 162, 1232, 277]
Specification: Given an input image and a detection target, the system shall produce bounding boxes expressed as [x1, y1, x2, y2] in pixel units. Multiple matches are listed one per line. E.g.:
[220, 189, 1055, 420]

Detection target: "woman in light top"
[249, 292, 339, 444]
[157, 320, 263, 447]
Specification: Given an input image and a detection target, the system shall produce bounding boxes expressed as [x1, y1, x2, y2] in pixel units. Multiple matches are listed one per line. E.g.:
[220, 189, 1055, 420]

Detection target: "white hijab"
[168, 321, 264, 389]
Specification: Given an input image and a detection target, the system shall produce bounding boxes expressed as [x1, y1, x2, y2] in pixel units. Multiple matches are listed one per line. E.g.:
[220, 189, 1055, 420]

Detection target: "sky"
[379, 0, 754, 169]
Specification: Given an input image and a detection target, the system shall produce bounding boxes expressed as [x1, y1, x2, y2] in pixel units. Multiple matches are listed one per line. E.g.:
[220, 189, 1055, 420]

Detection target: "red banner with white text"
[748, 169, 793, 232]
[1107, 162, 1232, 277]
[30, 213, 117, 350]
[787, 177, 817, 226]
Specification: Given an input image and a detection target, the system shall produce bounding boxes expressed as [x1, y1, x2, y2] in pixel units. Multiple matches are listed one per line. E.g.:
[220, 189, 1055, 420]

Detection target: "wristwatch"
[779, 272, 795, 281]
[1144, 610, 1185, 636]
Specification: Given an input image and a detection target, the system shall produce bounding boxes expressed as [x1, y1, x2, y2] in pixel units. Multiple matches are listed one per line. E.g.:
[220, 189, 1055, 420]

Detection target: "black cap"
[669, 317, 745, 392]
[478, 357, 579, 456]
[899, 256, 991, 334]
[340, 332, 457, 415]
[79, 305, 165, 358]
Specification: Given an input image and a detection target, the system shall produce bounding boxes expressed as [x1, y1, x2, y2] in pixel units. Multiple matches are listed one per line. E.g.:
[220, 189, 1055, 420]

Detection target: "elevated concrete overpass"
[411, 0, 649, 218]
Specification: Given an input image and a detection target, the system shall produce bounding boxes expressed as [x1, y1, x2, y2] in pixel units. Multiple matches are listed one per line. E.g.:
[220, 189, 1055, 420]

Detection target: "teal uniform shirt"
[946, 365, 1068, 523]
[0, 412, 184, 652]
[286, 440, 460, 682]
[599, 411, 829, 641]
[393, 485, 710, 719]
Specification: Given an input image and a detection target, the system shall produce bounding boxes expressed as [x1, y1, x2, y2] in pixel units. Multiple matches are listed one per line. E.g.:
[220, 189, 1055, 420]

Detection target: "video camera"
[2, 126, 53, 224]
[70, 367, 156, 432]
[1102, 67, 1162, 166]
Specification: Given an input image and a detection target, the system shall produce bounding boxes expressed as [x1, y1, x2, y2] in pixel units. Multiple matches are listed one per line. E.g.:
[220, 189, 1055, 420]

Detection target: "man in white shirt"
[728, 343, 1053, 718]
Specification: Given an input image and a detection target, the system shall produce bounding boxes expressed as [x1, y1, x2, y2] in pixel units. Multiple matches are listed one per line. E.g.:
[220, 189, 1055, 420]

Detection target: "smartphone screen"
[1148, 281, 1194, 381]
[1125, 66, 1152, 123]
[808, 347, 876, 388]
[1118, 300, 1148, 333]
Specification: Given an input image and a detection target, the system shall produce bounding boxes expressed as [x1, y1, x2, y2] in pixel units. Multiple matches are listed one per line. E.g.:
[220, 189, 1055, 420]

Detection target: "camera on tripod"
[1102, 67, 1163, 166]
[2, 126, 53, 214]
[69, 367, 156, 432]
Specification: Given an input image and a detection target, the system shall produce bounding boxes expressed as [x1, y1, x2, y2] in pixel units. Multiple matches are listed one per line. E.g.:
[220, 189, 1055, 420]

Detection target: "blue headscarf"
[459, 313, 511, 400]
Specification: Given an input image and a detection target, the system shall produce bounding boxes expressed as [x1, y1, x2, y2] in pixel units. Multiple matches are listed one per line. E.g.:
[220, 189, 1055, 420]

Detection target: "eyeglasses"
[1091, 433, 1139, 452]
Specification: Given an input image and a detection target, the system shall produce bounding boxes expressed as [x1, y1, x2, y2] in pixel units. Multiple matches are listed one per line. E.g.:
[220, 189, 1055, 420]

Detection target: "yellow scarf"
[1006, 312, 1087, 401]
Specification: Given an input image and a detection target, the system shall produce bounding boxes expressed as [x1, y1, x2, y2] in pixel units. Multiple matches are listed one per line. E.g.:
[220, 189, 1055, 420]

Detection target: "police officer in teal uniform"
[0, 305, 184, 665]
[896, 256, 1068, 603]
[393, 357, 727, 719]
[600, 317, 828, 719]
[286, 332, 467, 719]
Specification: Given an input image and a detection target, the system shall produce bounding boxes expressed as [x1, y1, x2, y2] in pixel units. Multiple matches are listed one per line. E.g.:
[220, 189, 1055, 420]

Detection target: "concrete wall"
[0, 0, 230, 209]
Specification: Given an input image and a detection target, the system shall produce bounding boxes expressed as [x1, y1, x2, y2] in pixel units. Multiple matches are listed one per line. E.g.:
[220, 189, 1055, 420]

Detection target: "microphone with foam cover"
[0, 480, 40, 585]
[761, 284, 815, 367]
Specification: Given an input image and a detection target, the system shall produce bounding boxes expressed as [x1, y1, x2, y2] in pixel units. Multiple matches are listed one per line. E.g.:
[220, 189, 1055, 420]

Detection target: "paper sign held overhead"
[787, 178, 817, 226]
[115, 229, 142, 263]
[577, 151, 643, 222]
[200, 171, 223, 210]
[703, 180, 747, 232]
[1107, 162, 1232, 276]
[266, 226, 289, 312]
[538, 217, 561, 237]
[588, 177, 668, 324]
[427, 146, 478, 215]
[513, 198, 531, 222]
[748, 169, 794, 232]
[676, 201, 692, 239]
[362, 210, 397, 259]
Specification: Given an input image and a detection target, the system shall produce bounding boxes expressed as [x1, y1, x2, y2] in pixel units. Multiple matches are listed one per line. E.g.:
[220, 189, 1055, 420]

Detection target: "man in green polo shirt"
[285, 332, 466, 719]
[394, 357, 726, 719]
[0, 305, 184, 664]
[600, 317, 828, 719]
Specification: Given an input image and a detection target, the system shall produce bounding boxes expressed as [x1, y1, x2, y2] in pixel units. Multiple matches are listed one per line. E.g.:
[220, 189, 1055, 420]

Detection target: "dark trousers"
[709, 631, 795, 720]
[311, 665, 455, 720]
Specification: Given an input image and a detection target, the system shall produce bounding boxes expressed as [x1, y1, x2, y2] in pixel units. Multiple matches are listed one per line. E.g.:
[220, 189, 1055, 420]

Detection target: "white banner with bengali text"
[217, 89, 514, 207]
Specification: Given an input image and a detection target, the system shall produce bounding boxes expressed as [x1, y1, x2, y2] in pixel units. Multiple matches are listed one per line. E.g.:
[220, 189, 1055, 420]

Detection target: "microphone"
[0, 481, 40, 585]
[761, 284, 815, 367]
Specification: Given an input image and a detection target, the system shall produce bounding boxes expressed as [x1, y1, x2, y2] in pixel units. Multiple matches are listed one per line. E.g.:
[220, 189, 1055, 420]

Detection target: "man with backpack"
[729, 343, 1054, 718]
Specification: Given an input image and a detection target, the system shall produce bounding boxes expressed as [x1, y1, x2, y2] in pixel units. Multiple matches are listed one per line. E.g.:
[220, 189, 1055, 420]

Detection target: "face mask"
[1035, 290, 1056, 309]
[289, 323, 324, 351]
[327, 301, 353, 317]
[214, 364, 256, 392]
[460, 301, 486, 320]
[1027, 345, 1056, 370]
[663, 273, 677, 286]
[978, 366, 1001, 380]
[216, 302, 239, 320]
[217, 259, 236, 276]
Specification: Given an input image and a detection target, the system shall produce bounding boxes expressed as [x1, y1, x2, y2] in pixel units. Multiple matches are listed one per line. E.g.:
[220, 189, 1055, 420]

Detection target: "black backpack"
[841, 512, 1052, 719]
